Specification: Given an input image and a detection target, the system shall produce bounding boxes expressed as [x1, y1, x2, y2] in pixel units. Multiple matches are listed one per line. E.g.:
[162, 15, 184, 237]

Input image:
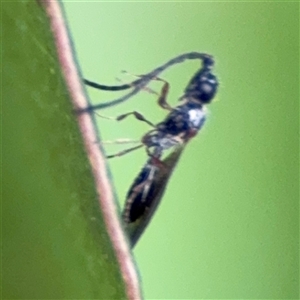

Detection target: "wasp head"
[183, 56, 218, 104]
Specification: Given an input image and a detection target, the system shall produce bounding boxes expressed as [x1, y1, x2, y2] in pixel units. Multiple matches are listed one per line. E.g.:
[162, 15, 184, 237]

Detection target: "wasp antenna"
[84, 78, 143, 91]
[84, 52, 214, 110]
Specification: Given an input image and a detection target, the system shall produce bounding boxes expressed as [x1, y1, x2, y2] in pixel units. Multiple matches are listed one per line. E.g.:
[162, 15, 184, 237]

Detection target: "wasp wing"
[123, 144, 186, 248]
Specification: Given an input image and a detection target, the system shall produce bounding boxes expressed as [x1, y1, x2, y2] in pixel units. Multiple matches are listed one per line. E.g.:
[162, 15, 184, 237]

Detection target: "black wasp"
[84, 52, 219, 248]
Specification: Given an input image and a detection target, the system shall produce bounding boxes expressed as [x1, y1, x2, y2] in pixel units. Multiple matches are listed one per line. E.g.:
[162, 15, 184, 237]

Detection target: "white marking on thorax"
[188, 107, 206, 128]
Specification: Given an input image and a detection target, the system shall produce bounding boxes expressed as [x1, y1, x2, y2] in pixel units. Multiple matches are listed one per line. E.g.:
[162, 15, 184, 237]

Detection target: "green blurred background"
[63, 1, 298, 299]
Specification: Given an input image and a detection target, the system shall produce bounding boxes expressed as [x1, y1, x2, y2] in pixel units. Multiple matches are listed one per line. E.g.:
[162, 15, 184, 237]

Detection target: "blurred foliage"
[2, 1, 128, 299]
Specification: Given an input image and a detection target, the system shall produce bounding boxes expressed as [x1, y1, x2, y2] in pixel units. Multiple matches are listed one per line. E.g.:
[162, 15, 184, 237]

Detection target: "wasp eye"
[199, 75, 218, 103]
[201, 83, 212, 92]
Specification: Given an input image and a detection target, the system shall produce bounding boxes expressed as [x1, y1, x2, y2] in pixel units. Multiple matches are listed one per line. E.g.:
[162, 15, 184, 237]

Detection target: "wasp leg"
[121, 71, 172, 111]
[95, 111, 155, 127]
[153, 77, 172, 111]
[116, 111, 155, 127]
[100, 138, 140, 145]
[117, 71, 159, 95]
[106, 144, 144, 159]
